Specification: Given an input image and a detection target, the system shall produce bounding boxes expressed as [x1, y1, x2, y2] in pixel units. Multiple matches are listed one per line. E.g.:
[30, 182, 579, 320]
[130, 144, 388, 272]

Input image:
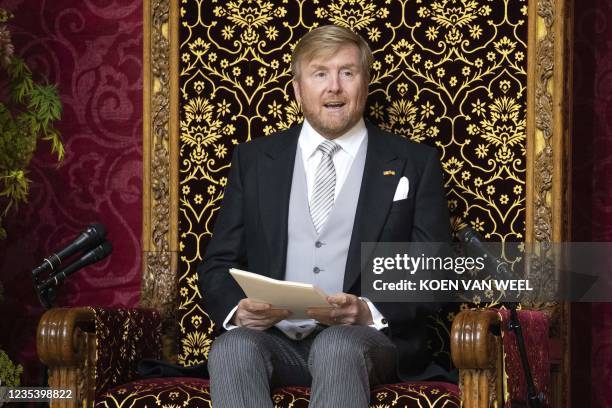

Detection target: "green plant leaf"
[8, 58, 34, 104]
[0, 173, 29, 217]
[29, 84, 62, 128]
[45, 128, 65, 161]
[0, 349, 23, 387]
[0, 26, 63, 240]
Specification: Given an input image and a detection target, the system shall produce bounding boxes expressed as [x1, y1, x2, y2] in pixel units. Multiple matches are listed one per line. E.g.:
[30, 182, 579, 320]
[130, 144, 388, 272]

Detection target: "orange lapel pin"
[383, 170, 396, 176]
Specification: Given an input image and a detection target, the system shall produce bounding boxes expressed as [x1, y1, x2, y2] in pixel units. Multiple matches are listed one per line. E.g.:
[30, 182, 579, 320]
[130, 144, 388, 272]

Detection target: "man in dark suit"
[198, 25, 451, 408]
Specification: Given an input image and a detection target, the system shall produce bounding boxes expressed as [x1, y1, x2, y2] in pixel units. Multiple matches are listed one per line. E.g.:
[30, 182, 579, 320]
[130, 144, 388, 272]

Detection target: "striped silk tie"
[310, 140, 341, 234]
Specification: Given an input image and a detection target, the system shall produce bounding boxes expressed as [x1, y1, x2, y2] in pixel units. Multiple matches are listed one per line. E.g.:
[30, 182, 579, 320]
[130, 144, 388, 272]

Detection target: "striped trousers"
[208, 325, 398, 408]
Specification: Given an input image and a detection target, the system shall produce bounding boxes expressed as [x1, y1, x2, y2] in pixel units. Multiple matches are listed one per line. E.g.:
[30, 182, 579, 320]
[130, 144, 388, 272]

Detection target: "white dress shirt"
[223, 118, 388, 338]
[299, 118, 367, 202]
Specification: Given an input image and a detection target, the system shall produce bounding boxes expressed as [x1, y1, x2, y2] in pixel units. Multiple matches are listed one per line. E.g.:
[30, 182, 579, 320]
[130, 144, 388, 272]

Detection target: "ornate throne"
[37, 0, 573, 406]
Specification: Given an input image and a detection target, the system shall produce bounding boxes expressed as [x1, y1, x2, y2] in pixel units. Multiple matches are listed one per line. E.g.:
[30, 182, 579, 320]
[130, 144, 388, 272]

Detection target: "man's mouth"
[323, 102, 346, 110]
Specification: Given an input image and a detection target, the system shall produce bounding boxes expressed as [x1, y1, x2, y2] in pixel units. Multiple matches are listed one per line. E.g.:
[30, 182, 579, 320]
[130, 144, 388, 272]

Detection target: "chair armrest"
[451, 309, 503, 408]
[37, 307, 163, 407]
[38, 307, 96, 366]
[37, 307, 97, 407]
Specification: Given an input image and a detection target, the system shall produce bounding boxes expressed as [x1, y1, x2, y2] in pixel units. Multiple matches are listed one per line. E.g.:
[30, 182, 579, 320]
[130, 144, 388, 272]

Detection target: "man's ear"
[292, 79, 302, 105]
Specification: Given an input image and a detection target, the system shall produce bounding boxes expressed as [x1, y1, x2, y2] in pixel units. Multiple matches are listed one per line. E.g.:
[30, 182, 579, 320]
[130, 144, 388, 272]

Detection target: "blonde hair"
[291, 25, 373, 80]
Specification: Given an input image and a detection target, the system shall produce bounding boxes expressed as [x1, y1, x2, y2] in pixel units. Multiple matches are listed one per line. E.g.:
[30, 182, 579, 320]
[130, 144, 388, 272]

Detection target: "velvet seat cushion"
[95, 377, 460, 407]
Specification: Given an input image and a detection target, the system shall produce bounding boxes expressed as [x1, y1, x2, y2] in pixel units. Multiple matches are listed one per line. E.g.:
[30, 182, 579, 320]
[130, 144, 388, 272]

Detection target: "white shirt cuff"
[360, 297, 388, 330]
[222, 305, 240, 330]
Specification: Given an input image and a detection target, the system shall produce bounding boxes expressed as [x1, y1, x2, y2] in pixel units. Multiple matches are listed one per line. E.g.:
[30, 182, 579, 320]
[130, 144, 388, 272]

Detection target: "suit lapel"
[256, 122, 404, 289]
[343, 124, 406, 292]
[258, 125, 300, 280]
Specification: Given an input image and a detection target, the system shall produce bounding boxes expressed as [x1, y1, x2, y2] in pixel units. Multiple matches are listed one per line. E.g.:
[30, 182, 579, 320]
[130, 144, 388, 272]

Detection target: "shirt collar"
[299, 118, 367, 159]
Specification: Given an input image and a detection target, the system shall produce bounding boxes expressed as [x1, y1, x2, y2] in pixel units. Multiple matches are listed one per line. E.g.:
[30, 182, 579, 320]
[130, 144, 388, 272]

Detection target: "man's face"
[292, 44, 368, 139]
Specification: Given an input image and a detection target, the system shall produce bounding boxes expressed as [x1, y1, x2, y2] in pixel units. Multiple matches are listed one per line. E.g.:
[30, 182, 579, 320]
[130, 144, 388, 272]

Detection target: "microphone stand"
[505, 302, 543, 408]
[32, 270, 57, 310]
[458, 227, 544, 407]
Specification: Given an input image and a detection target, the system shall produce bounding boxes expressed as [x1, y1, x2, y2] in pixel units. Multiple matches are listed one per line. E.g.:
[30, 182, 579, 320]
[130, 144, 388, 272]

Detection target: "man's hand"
[307, 293, 373, 326]
[232, 298, 292, 330]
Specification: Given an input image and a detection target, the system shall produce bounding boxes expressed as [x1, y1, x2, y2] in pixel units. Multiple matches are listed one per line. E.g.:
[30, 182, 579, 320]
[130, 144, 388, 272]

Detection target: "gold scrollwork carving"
[533, 0, 555, 244]
[142, 0, 178, 360]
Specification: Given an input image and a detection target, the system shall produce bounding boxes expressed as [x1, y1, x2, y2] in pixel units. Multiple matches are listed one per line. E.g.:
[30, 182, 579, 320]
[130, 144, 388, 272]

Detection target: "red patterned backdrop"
[572, 0, 612, 406]
[0, 0, 143, 386]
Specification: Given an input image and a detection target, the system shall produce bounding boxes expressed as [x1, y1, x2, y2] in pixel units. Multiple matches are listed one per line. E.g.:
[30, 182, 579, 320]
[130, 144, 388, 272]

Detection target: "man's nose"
[326, 73, 341, 93]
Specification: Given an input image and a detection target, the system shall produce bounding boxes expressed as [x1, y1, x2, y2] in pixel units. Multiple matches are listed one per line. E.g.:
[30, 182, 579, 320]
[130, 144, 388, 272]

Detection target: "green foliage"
[0, 275, 20, 388]
[0, 349, 22, 387]
[0, 8, 63, 239]
[0, 8, 53, 389]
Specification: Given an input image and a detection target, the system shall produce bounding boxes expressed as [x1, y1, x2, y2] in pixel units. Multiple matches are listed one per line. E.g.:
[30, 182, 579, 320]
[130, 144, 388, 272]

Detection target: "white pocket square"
[393, 176, 409, 201]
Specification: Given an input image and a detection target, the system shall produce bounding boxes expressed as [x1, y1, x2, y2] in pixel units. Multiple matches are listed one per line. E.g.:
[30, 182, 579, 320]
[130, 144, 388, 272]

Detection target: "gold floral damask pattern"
[96, 378, 211, 407]
[271, 383, 460, 407]
[177, 0, 527, 365]
[96, 378, 459, 407]
[93, 308, 163, 394]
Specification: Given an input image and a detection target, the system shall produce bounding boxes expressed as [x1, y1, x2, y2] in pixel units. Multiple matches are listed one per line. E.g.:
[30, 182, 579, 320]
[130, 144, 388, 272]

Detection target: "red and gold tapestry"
[176, 0, 528, 366]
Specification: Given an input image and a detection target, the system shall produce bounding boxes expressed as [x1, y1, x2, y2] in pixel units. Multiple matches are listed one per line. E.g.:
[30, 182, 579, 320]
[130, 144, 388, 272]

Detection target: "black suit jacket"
[198, 121, 452, 380]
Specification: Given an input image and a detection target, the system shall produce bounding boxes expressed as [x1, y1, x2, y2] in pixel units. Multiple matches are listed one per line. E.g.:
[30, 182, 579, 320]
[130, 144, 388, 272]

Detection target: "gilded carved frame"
[141, 0, 179, 319]
[141, 0, 573, 403]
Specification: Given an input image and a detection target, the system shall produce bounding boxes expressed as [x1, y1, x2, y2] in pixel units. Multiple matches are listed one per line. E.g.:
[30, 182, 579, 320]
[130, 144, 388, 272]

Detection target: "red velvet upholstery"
[272, 382, 460, 407]
[498, 308, 551, 407]
[96, 378, 460, 407]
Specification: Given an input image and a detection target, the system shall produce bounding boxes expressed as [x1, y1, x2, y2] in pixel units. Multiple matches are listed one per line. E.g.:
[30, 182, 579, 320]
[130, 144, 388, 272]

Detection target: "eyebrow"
[309, 63, 360, 71]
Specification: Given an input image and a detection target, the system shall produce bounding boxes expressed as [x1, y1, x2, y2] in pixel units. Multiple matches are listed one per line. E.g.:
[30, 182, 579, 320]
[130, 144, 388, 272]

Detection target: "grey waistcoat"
[284, 137, 368, 294]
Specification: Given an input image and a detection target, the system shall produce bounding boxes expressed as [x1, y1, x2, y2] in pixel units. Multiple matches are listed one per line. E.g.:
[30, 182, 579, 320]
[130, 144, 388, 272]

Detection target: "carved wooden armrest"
[37, 307, 163, 408]
[37, 307, 97, 407]
[451, 309, 503, 408]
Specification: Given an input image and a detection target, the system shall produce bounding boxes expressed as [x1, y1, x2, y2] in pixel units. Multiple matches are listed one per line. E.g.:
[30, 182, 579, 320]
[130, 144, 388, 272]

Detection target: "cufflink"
[383, 170, 396, 176]
[381, 318, 388, 324]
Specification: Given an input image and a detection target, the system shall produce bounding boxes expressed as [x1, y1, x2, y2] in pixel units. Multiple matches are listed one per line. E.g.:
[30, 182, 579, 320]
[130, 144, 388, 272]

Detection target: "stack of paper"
[229, 268, 332, 319]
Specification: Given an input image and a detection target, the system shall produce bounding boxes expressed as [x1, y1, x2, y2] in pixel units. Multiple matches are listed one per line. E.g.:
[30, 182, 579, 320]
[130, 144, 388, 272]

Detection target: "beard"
[302, 104, 362, 139]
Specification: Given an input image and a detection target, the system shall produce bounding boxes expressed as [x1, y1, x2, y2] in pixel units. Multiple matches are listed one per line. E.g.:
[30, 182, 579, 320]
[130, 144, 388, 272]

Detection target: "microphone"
[37, 241, 113, 292]
[457, 226, 511, 278]
[32, 223, 107, 278]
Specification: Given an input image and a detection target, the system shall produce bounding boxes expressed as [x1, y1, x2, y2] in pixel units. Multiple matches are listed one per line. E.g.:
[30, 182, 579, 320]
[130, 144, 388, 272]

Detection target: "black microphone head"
[68, 223, 107, 254]
[86, 223, 107, 240]
[36, 239, 113, 293]
[92, 240, 112, 261]
[33, 223, 108, 277]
